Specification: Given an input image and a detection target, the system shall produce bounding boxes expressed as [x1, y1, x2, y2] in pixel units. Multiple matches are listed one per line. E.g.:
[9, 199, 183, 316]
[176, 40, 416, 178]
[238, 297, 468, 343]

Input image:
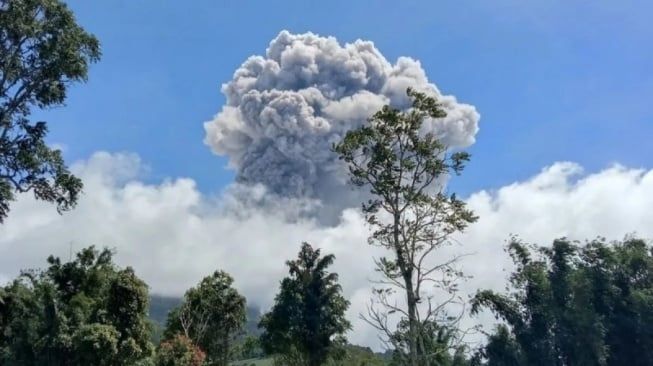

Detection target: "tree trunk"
[405, 270, 420, 366]
[220, 333, 229, 366]
[394, 210, 420, 366]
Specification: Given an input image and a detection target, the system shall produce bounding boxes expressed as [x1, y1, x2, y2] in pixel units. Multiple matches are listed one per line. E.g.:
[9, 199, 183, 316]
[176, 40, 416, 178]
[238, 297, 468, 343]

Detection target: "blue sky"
[41, 0, 653, 196]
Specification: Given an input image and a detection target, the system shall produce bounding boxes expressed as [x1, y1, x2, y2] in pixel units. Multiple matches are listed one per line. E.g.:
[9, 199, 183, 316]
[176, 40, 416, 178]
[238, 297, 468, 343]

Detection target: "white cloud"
[1, 153, 652, 349]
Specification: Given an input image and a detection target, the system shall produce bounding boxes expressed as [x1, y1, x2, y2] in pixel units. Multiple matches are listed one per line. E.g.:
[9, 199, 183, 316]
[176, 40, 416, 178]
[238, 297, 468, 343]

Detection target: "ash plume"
[204, 31, 480, 220]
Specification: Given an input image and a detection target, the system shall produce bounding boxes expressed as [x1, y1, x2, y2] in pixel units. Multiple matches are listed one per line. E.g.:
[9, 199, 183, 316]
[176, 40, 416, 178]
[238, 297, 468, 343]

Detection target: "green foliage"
[333, 88, 476, 365]
[259, 242, 351, 366]
[164, 270, 246, 366]
[0, 246, 154, 365]
[155, 334, 206, 366]
[229, 347, 391, 366]
[326, 344, 388, 366]
[389, 320, 470, 366]
[71, 323, 119, 366]
[0, 0, 101, 221]
[470, 325, 521, 366]
[149, 295, 262, 350]
[230, 358, 274, 366]
[108, 267, 156, 364]
[472, 237, 653, 366]
[232, 335, 265, 361]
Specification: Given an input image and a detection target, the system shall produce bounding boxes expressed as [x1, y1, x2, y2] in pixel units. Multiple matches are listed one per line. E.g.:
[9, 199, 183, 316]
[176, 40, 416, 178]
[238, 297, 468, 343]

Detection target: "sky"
[38, 0, 653, 196]
[3, 0, 653, 349]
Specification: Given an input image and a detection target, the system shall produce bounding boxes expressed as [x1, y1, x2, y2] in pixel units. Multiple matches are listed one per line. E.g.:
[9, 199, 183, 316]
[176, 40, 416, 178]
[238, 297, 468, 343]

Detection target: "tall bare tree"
[334, 88, 477, 365]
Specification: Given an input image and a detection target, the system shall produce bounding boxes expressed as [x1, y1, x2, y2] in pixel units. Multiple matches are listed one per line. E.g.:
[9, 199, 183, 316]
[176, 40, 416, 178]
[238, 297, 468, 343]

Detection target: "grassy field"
[230, 358, 274, 366]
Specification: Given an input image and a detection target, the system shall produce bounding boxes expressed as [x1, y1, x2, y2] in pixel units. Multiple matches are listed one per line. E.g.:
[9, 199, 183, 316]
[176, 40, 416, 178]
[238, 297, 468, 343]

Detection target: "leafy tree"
[107, 267, 155, 364]
[232, 335, 265, 361]
[334, 88, 477, 365]
[71, 323, 120, 366]
[259, 242, 351, 366]
[471, 237, 653, 366]
[389, 320, 470, 366]
[0, 246, 154, 365]
[0, 0, 100, 221]
[164, 270, 246, 366]
[155, 334, 206, 366]
[469, 325, 522, 366]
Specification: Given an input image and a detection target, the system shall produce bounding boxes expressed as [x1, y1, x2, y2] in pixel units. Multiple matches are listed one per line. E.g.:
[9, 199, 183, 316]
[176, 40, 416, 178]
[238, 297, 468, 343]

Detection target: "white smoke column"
[204, 30, 480, 221]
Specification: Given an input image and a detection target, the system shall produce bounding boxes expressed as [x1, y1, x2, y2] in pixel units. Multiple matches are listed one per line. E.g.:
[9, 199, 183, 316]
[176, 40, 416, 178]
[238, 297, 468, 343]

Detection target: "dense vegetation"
[2, 0, 653, 365]
[471, 237, 653, 366]
[0, 247, 153, 365]
[5, 236, 653, 365]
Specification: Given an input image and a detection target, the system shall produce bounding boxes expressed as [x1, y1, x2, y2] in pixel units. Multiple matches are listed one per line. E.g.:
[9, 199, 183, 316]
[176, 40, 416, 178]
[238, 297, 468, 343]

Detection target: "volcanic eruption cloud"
[204, 31, 480, 221]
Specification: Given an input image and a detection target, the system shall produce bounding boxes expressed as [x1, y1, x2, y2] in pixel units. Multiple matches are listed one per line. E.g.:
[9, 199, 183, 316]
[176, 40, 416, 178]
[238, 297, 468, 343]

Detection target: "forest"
[1, 1, 652, 365]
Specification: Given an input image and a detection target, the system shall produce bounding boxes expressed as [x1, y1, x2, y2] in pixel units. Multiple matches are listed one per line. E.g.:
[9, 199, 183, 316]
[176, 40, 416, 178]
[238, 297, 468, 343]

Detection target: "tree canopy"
[472, 237, 653, 366]
[0, 246, 153, 365]
[163, 270, 246, 366]
[334, 88, 477, 366]
[0, 0, 100, 221]
[155, 334, 206, 366]
[259, 242, 351, 366]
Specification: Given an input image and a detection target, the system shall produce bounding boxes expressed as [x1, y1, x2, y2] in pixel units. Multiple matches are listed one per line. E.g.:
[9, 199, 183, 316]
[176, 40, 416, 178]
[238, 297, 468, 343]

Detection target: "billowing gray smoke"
[204, 31, 480, 221]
